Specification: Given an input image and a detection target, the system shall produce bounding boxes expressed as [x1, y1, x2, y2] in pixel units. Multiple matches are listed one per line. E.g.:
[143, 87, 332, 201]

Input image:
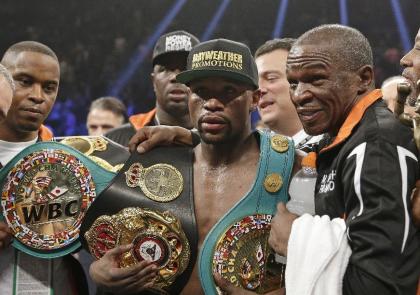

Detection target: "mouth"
[258, 99, 274, 110]
[168, 88, 188, 101]
[296, 108, 322, 122]
[22, 107, 43, 116]
[200, 115, 227, 133]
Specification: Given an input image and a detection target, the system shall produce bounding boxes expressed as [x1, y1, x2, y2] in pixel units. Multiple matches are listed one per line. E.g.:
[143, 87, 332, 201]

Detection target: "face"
[4, 51, 59, 132]
[286, 44, 360, 136]
[86, 108, 124, 136]
[0, 76, 13, 122]
[152, 53, 190, 116]
[256, 49, 297, 129]
[401, 29, 420, 105]
[188, 77, 258, 144]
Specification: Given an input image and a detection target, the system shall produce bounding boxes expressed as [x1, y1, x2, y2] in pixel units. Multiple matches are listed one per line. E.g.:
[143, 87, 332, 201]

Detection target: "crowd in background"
[0, 0, 417, 136]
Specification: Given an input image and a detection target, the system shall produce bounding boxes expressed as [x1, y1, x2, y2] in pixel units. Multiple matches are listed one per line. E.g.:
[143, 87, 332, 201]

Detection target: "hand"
[411, 180, 420, 228]
[128, 126, 193, 154]
[214, 273, 284, 295]
[0, 221, 12, 250]
[213, 273, 256, 295]
[89, 244, 158, 294]
[268, 202, 298, 256]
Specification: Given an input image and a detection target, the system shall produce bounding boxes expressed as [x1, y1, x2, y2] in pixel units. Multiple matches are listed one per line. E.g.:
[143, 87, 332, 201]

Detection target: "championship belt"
[80, 146, 196, 295]
[0, 142, 116, 258]
[57, 135, 129, 172]
[199, 131, 295, 294]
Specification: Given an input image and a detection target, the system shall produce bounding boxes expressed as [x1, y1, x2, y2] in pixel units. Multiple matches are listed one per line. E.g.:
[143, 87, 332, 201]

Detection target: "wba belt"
[0, 141, 116, 258]
[80, 146, 196, 295]
[199, 131, 295, 294]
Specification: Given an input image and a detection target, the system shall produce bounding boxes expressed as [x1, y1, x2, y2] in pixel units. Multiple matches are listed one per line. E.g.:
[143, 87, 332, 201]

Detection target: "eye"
[266, 74, 280, 82]
[15, 76, 32, 87]
[310, 75, 326, 86]
[288, 80, 298, 90]
[192, 87, 207, 98]
[44, 83, 57, 94]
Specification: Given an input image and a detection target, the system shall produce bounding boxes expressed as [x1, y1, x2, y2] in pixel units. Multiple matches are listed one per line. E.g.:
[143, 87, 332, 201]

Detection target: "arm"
[411, 180, 420, 228]
[89, 244, 158, 294]
[341, 140, 419, 295]
[128, 126, 196, 154]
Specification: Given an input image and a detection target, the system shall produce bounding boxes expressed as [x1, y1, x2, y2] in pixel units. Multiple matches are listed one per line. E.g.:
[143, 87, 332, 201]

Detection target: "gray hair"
[0, 63, 15, 92]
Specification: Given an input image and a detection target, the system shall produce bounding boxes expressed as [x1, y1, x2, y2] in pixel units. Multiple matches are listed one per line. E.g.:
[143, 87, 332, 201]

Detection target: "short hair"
[0, 63, 15, 91]
[255, 38, 296, 58]
[293, 24, 373, 70]
[1, 41, 58, 65]
[89, 96, 127, 121]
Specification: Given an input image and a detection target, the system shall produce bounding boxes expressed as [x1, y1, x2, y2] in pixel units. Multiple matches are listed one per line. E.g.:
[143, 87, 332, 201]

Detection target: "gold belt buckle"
[85, 207, 190, 290]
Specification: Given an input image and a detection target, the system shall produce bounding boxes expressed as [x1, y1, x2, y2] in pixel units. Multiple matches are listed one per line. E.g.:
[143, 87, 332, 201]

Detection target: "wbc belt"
[80, 146, 196, 295]
[199, 131, 295, 294]
[0, 141, 116, 258]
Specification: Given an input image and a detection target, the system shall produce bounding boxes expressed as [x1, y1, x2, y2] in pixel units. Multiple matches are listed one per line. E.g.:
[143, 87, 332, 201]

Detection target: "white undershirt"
[0, 137, 38, 167]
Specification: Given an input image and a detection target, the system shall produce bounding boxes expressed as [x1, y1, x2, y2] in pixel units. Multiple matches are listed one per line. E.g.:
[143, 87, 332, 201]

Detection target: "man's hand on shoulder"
[0, 221, 12, 250]
[128, 126, 193, 154]
[89, 244, 158, 294]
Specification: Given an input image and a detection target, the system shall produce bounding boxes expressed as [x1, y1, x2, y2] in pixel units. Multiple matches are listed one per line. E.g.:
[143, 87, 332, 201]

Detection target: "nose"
[400, 50, 412, 68]
[204, 97, 224, 112]
[258, 85, 268, 97]
[29, 84, 45, 103]
[169, 68, 182, 83]
[291, 83, 313, 106]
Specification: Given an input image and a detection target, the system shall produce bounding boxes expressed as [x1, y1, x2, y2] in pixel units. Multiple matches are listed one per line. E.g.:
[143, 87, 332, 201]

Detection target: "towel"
[285, 214, 352, 295]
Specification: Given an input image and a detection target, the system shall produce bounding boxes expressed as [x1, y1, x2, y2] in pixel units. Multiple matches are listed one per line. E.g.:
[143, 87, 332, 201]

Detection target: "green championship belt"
[199, 131, 295, 294]
[0, 141, 116, 258]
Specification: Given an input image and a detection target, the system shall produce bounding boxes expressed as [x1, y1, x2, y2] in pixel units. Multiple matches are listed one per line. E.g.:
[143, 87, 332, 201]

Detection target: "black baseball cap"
[176, 39, 258, 89]
[152, 30, 200, 66]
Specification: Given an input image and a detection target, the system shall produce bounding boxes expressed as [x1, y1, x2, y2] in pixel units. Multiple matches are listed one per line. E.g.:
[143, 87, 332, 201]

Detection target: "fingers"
[214, 273, 234, 294]
[110, 261, 157, 285]
[128, 130, 149, 153]
[105, 243, 132, 259]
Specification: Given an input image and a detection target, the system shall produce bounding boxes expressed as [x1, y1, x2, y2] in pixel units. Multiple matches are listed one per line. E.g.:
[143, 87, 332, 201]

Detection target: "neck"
[195, 131, 259, 167]
[156, 107, 193, 129]
[269, 120, 302, 137]
[267, 110, 302, 137]
[0, 121, 38, 142]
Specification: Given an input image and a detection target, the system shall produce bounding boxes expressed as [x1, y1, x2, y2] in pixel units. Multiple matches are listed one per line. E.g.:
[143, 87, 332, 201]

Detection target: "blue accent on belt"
[0, 141, 116, 259]
[199, 130, 295, 294]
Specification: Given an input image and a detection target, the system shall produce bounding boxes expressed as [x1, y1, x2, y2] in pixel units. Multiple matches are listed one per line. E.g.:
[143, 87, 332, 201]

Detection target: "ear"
[151, 71, 157, 92]
[356, 65, 374, 94]
[250, 89, 261, 112]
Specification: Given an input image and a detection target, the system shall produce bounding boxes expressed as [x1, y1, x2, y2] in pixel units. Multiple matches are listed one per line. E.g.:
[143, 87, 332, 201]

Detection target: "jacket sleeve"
[340, 139, 419, 295]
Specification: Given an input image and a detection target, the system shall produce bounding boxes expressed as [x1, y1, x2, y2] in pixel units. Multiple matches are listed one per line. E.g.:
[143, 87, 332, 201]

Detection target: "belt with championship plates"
[199, 131, 295, 294]
[80, 146, 196, 295]
[0, 141, 116, 258]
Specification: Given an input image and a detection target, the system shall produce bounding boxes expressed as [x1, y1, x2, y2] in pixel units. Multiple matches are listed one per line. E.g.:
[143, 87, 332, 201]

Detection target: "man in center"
[89, 39, 295, 295]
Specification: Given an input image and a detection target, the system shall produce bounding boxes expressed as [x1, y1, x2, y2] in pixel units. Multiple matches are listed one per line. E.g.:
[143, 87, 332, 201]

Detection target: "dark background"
[0, 0, 418, 136]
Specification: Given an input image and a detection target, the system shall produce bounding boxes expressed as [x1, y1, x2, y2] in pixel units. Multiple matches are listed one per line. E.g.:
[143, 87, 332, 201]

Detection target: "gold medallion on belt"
[85, 207, 190, 291]
[270, 135, 289, 153]
[125, 163, 183, 202]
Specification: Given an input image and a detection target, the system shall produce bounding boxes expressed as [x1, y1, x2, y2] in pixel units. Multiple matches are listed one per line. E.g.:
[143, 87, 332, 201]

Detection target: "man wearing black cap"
[89, 38, 291, 295]
[105, 30, 199, 147]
